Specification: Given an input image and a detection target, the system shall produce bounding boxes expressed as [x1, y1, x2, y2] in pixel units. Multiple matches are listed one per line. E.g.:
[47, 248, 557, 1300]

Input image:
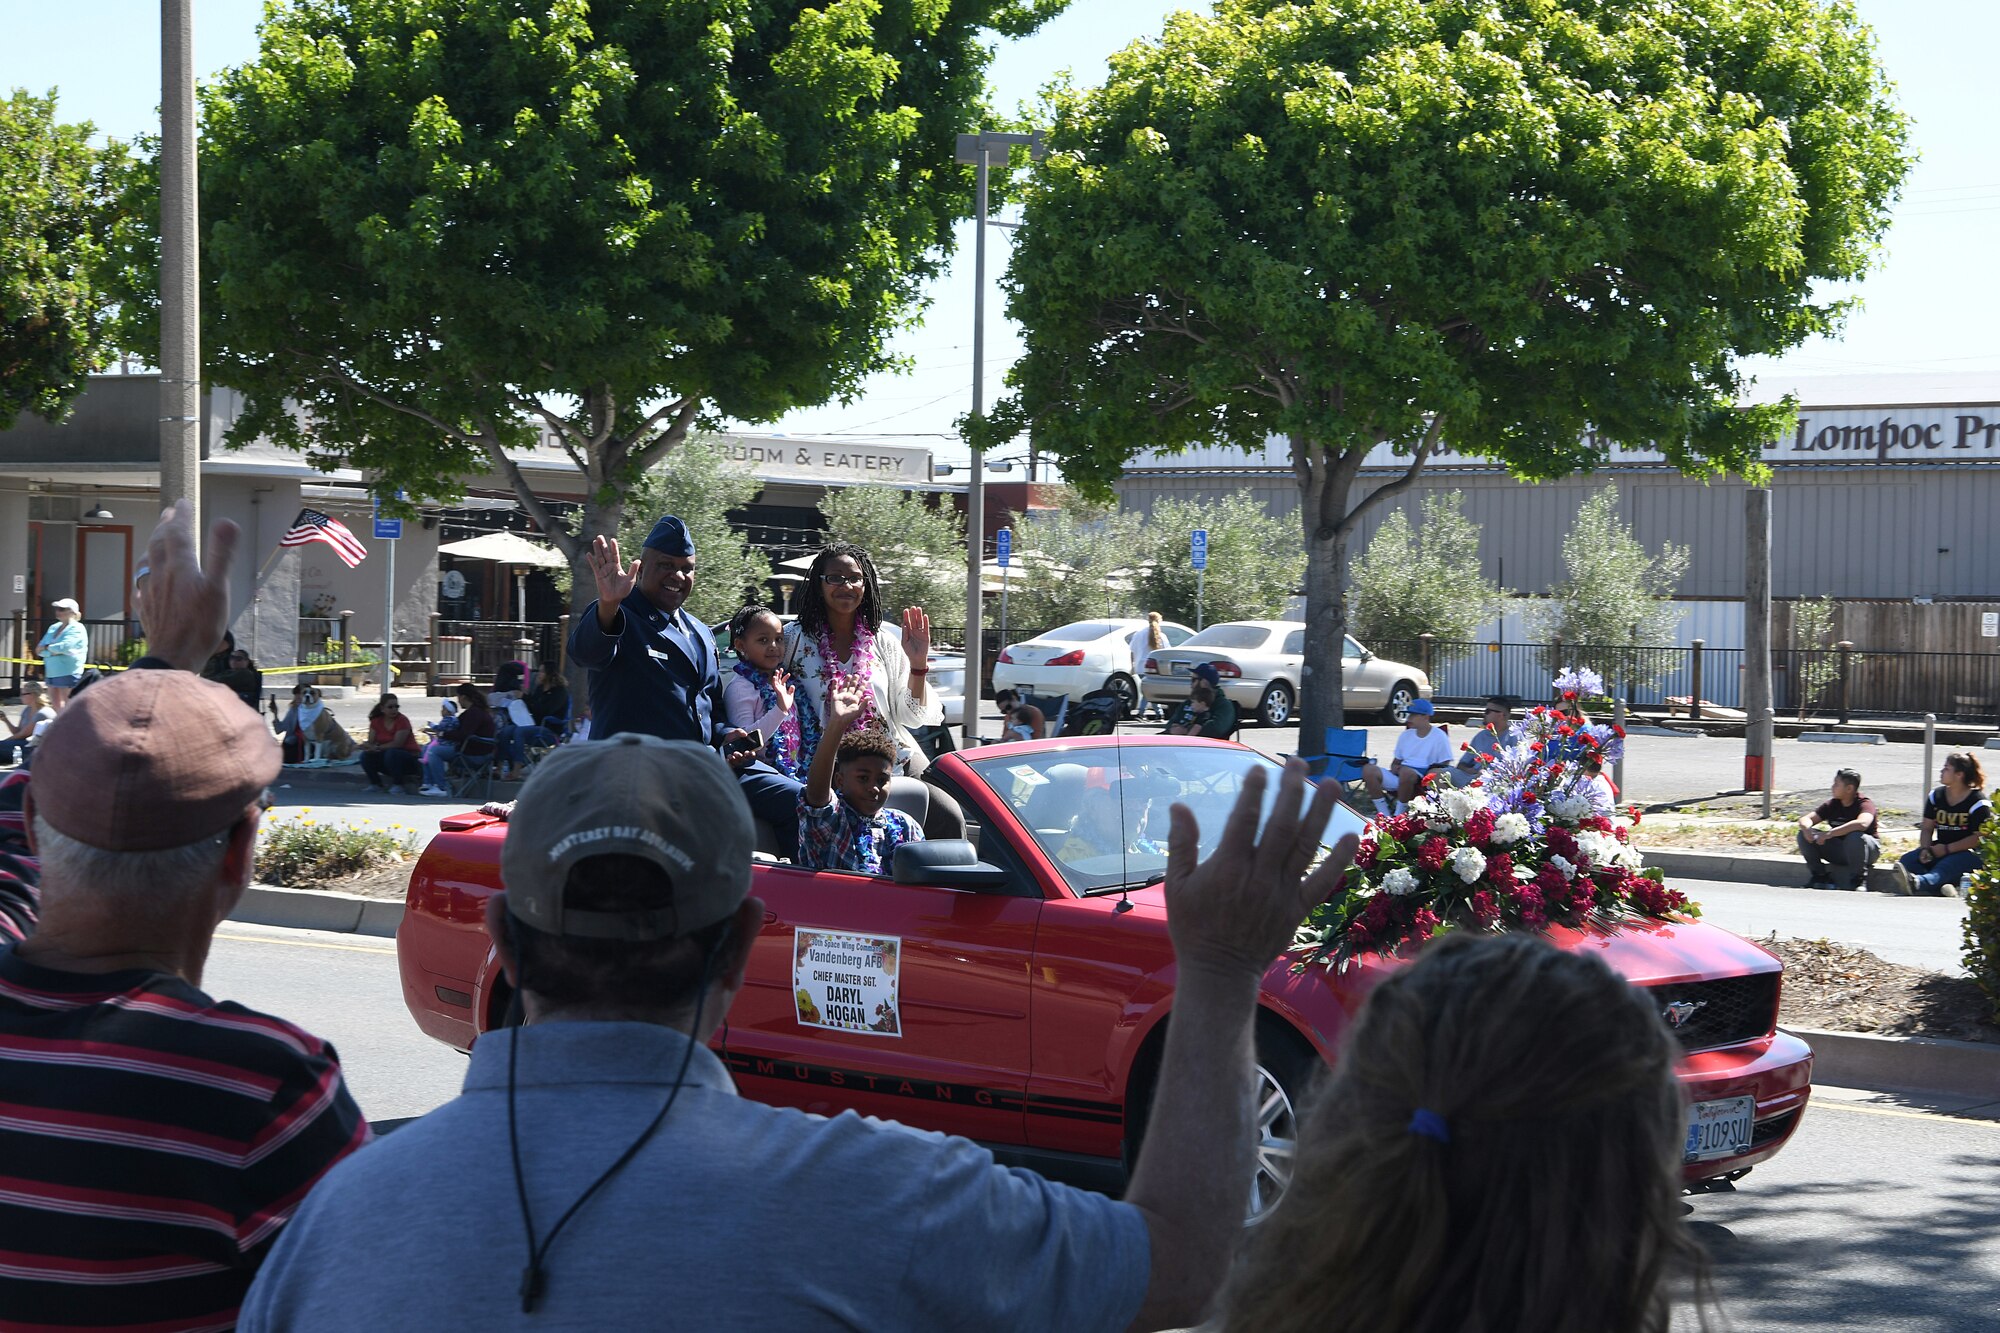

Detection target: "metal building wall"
[1115, 464, 1999, 602]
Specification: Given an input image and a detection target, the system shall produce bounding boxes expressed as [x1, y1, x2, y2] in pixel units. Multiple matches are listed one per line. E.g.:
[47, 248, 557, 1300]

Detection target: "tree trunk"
[1297, 509, 1352, 750]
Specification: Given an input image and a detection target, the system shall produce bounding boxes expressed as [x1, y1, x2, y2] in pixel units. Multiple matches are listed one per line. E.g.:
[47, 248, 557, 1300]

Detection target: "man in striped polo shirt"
[0, 503, 369, 1331]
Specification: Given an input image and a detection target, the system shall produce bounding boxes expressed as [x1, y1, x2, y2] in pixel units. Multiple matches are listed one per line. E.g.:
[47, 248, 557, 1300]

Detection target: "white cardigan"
[781, 621, 943, 774]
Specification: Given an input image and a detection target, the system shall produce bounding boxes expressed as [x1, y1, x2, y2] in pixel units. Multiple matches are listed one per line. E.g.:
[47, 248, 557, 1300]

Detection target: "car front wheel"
[1257, 681, 1294, 727]
[1105, 672, 1140, 718]
[1383, 681, 1420, 724]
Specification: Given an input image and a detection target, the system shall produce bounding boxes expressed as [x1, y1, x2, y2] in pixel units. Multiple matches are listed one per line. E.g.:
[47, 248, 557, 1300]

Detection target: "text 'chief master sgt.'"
[566, 515, 804, 846]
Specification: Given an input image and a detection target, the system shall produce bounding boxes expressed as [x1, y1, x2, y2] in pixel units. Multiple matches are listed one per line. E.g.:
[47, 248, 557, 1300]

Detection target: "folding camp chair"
[1290, 726, 1373, 798]
[447, 733, 500, 800]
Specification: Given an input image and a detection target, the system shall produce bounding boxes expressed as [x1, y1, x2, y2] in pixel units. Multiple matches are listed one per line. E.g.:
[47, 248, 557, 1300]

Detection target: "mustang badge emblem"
[1661, 1000, 1707, 1029]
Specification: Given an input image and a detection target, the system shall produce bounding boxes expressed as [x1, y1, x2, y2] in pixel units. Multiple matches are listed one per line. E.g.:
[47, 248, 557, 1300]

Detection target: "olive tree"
[977, 0, 1910, 742]
[819, 485, 967, 622]
[1535, 485, 1690, 685]
[1134, 492, 1304, 629]
[1347, 492, 1507, 648]
[132, 0, 1067, 614]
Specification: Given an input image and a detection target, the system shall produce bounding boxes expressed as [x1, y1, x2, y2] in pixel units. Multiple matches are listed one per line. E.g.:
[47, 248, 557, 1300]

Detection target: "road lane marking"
[214, 933, 396, 956]
[1811, 1099, 2000, 1128]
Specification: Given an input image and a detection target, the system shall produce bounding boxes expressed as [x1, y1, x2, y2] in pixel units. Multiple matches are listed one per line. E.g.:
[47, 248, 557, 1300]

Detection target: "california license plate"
[1170, 662, 1190, 675]
[1684, 1095, 1756, 1163]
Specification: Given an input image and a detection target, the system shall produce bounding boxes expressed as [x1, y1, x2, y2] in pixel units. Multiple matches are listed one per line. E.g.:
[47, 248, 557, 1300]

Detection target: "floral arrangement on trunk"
[1295, 669, 1699, 973]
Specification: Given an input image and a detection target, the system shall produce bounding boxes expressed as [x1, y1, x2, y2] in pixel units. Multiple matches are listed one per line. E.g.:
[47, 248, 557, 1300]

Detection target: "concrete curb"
[1646, 847, 1798, 886]
[1786, 1026, 2000, 1101]
[228, 885, 404, 939]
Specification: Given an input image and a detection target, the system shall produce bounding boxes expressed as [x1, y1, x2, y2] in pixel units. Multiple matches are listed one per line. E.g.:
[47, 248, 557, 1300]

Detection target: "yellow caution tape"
[1, 656, 396, 679]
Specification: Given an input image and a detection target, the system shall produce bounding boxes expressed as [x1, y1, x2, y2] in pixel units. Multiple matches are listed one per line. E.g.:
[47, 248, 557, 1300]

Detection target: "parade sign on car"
[793, 930, 902, 1037]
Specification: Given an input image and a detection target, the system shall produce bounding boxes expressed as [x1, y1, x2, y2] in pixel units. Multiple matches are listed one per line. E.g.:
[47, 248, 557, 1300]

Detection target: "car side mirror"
[892, 839, 1011, 889]
[1359, 650, 1374, 663]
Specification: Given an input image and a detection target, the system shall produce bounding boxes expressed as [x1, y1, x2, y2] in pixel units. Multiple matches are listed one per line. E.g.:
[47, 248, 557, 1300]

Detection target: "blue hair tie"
[1408, 1108, 1451, 1144]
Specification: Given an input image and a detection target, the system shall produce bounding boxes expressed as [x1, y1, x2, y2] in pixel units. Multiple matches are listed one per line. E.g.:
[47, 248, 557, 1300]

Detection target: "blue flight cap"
[1190, 662, 1221, 686]
[643, 515, 695, 557]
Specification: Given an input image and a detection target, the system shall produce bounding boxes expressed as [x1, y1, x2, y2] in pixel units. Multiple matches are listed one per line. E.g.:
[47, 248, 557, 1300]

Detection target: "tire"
[1105, 673, 1140, 719]
[1383, 681, 1420, 724]
[1125, 1015, 1318, 1226]
[1247, 1021, 1316, 1224]
[1257, 681, 1295, 728]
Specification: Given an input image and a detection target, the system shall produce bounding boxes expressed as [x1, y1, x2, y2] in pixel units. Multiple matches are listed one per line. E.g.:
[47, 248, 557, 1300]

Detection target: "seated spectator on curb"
[1163, 663, 1238, 738]
[798, 678, 922, 875]
[1886, 751, 1990, 897]
[360, 694, 423, 793]
[0, 684, 53, 768]
[0, 502, 370, 1331]
[1797, 767, 1880, 891]
[1361, 699, 1451, 817]
[523, 662, 572, 742]
[420, 683, 497, 796]
[994, 688, 1045, 742]
[1221, 932, 1709, 1333]
[238, 741, 1358, 1332]
[1448, 698, 1510, 788]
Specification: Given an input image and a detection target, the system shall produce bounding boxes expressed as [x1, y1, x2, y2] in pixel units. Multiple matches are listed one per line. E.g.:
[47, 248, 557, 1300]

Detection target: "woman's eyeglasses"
[819, 573, 866, 588]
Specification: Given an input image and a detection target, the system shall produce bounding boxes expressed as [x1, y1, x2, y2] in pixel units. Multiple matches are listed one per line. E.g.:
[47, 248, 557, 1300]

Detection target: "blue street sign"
[373, 495, 402, 541]
[996, 527, 1012, 568]
[1191, 528, 1208, 570]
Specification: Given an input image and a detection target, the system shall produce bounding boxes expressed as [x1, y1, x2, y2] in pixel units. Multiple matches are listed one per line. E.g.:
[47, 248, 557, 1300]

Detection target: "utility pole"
[953, 129, 1043, 749]
[159, 0, 202, 527]
[1745, 486, 1773, 797]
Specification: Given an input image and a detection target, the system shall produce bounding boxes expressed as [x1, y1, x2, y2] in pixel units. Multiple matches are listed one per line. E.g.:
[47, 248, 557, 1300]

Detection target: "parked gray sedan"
[1140, 620, 1433, 725]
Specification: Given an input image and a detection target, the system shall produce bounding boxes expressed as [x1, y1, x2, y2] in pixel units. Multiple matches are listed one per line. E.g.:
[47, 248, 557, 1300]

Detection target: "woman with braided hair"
[780, 542, 941, 777]
[1223, 932, 1713, 1333]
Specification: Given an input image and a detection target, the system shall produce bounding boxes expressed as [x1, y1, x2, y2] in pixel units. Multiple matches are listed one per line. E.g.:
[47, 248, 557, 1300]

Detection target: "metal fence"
[1371, 637, 2000, 726]
[436, 619, 565, 683]
[5, 616, 142, 690]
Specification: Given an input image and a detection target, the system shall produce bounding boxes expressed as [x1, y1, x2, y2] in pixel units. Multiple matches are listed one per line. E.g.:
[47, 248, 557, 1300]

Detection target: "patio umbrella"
[438, 531, 566, 620]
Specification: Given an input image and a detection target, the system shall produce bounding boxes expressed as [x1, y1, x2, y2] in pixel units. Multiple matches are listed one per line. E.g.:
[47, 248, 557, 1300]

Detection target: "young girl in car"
[798, 677, 923, 874]
[724, 605, 802, 777]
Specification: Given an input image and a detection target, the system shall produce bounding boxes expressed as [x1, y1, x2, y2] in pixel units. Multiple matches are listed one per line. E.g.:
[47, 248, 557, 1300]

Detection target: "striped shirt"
[0, 771, 36, 945]
[0, 773, 370, 1332]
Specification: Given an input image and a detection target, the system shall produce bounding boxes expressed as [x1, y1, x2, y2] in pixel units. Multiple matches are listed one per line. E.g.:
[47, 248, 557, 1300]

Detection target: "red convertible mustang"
[398, 736, 1811, 1216]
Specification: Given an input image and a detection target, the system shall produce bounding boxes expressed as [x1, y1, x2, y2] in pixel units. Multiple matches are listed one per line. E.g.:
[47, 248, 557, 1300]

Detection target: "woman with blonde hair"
[1128, 612, 1170, 719]
[1223, 932, 1709, 1333]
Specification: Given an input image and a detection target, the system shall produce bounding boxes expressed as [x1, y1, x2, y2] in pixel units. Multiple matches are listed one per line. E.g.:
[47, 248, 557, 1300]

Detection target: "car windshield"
[1181, 624, 1272, 650]
[1041, 621, 1123, 642]
[964, 744, 1367, 894]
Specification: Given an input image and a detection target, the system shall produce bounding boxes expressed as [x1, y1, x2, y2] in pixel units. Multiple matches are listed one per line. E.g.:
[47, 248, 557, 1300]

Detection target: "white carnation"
[1440, 788, 1482, 826]
[1489, 812, 1531, 847]
[1408, 797, 1450, 830]
[1549, 855, 1578, 881]
[1447, 846, 1487, 884]
[1574, 831, 1620, 866]
[1547, 792, 1594, 822]
[1615, 842, 1644, 871]
[1380, 868, 1419, 897]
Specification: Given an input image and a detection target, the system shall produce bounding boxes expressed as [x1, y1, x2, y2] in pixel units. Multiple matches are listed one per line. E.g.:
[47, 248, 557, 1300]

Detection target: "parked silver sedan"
[1140, 620, 1433, 725]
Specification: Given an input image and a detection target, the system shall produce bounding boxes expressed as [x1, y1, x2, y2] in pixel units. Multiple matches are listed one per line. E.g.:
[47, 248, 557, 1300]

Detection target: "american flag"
[279, 508, 368, 568]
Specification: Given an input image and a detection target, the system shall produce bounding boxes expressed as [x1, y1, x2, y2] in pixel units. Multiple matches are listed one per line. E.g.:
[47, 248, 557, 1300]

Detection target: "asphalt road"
[204, 919, 1996, 1329]
[1674, 877, 1969, 974]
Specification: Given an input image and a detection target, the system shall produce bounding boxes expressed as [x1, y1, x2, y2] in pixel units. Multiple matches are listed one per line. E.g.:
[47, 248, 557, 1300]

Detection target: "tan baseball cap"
[500, 735, 754, 941]
[33, 669, 280, 851]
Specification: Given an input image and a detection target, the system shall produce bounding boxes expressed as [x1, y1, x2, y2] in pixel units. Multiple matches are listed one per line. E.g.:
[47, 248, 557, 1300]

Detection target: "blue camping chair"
[1290, 727, 1373, 790]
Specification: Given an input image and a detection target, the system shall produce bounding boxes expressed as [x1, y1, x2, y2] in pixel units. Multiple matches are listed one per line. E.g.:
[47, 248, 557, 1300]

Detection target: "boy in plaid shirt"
[797, 677, 923, 873]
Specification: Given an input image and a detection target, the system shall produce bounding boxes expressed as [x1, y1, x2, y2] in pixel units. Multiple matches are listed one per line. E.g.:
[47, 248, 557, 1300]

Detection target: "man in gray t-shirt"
[242, 737, 1355, 1332]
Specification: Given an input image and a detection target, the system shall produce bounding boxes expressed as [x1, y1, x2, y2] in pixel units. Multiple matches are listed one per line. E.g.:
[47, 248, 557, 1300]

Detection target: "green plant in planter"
[113, 637, 149, 665]
[1961, 816, 2000, 1022]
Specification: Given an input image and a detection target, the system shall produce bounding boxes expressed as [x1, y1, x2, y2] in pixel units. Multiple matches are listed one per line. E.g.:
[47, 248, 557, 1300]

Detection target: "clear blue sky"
[6, 1, 1994, 463]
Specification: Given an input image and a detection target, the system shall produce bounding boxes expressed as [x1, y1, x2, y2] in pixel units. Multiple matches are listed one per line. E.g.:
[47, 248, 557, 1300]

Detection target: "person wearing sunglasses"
[0, 503, 368, 1330]
[361, 694, 423, 793]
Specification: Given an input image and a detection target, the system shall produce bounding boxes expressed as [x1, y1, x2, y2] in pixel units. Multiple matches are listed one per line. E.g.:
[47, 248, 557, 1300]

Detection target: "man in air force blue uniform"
[566, 516, 802, 844]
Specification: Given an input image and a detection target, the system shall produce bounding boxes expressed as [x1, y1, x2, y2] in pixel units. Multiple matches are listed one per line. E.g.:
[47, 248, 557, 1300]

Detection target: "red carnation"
[1417, 836, 1449, 872]
[1613, 824, 1630, 843]
[1546, 826, 1579, 860]
[1628, 805, 1643, 826]
[1566, 878, 1597, 913]
[1516, 884, 1548, 929]
[1411, 907, 1442, 943]
[1464, 807, 1496, 845]
[1534, 864, 1567, 898]
[1469, 890, 1500, 927]
[1583, 814, 1614, 834]
[1485, 852, 1515, 886]
[1354, 838, 1379, 869]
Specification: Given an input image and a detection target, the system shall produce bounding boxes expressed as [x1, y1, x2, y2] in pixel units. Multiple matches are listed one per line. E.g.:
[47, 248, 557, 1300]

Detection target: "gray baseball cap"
[500, 735, 754, 941]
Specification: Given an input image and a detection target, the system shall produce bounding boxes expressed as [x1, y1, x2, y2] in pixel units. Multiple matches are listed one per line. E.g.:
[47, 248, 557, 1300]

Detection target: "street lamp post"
[953, 129, 1043, 749]
[160, 0, 201, 527]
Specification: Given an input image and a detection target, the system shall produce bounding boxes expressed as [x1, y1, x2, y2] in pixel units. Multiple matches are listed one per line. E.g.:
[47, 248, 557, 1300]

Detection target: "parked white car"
[925, 653, 966, 728]
[1141, 621, 1433, 725]
[992, 618, 1195, 715]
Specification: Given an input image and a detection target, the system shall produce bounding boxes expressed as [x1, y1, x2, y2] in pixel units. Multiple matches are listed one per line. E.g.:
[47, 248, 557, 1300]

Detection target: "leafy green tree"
[132, 0, 1065, 612]
[1536, 486, 1689, 684]
[976, 0, 1910, 742]
[1347, 492, 1507, 649]
[1787, 593, 1850, 720]
[619, 437, 772, 630]
[1007, 490, 1142, 633]
[0, 89, 136, 429]
[1134, 492, 1304, 628]
[818, 485, 966, 622]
